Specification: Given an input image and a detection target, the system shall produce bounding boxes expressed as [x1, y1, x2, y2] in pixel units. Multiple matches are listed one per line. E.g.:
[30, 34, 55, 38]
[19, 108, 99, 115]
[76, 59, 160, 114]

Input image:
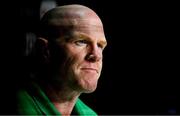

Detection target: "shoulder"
[16, 85, 41, 114]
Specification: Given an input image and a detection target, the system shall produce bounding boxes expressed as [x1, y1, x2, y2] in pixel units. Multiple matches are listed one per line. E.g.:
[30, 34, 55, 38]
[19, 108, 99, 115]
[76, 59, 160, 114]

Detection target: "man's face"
[53, 17, 107, 93]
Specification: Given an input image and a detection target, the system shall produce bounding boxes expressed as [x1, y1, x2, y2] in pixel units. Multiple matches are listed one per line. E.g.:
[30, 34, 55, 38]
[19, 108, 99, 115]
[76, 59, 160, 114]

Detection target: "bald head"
[39, 4, 104, 40]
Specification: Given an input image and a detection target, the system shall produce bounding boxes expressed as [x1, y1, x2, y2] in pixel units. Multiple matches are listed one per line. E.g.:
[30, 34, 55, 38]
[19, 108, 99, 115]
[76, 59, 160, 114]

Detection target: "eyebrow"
[76, 33, 107, 46]
[99, 40, 107, 48]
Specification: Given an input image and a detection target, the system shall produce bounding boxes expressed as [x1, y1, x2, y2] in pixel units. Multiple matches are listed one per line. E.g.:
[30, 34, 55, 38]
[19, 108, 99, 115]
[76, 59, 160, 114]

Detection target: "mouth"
[81, 68, 98, 73]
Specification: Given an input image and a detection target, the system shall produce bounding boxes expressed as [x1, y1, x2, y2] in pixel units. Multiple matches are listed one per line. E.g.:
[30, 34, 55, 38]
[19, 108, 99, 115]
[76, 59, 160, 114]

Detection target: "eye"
[75, 40, 88, 46]
[97, 43, 104, 50]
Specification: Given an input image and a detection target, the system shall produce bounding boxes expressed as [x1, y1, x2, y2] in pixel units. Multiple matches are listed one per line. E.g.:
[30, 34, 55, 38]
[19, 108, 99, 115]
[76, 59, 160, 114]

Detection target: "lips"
[81, 68, 98, 73]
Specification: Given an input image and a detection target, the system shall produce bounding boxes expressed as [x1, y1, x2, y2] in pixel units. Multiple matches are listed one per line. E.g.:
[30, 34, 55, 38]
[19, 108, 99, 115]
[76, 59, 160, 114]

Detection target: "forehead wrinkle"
[48, 18, 104, 36]
[49, 16, 103, 27]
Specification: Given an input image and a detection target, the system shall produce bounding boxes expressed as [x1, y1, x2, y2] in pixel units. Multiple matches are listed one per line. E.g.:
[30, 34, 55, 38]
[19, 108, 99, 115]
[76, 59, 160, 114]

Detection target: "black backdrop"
[0, 0, 178, 115]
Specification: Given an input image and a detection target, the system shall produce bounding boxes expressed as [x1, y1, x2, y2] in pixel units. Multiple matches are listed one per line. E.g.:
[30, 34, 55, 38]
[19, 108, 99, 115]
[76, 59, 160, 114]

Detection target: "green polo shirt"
[16, 82, 97, 115]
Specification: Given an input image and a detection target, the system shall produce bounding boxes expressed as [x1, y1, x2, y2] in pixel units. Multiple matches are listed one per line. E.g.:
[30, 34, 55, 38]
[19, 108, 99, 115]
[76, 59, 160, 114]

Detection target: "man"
[16, 4, 107, 115]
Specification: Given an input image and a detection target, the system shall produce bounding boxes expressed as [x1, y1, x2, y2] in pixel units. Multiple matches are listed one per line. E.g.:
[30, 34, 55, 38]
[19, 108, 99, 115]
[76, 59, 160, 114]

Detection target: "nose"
[85, 44, 102, 62]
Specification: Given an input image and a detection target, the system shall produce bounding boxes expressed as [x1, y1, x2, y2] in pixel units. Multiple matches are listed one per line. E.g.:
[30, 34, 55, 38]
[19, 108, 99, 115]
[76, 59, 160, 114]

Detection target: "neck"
[53, 98, 77, 116]
[41, 81, 81, 115]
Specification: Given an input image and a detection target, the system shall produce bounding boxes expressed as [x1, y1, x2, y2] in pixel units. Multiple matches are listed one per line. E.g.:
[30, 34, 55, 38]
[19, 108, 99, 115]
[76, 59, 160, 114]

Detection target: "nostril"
[85, 54, 96, 62]
[88, 54, 94, 59]
[85, 53, 102, 62]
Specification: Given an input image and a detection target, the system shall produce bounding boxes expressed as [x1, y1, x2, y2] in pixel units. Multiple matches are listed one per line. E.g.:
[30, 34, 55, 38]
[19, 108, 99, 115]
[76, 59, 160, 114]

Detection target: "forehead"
[73, 18, 104, 32]
[71, 18, 106, 41]
[47, 8, 106, 43]
[53, 19, 107, 48]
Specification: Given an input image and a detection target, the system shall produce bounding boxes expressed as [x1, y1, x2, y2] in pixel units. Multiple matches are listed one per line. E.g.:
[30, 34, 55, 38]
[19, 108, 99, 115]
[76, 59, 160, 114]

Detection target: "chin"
[76, 73, 99, 93]
[84, 89, 96, 93]
[82, 84, 97, 93]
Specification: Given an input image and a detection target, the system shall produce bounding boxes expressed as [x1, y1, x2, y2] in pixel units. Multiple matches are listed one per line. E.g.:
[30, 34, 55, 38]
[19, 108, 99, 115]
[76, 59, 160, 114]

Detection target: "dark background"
[0, 0, 178, 115]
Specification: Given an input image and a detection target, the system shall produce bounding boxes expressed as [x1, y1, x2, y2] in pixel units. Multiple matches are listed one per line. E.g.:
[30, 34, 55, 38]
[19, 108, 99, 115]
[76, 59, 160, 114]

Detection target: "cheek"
[60, 54, 85, 84]
[65, 47, 85, 65]
[62, 52, 84, 73]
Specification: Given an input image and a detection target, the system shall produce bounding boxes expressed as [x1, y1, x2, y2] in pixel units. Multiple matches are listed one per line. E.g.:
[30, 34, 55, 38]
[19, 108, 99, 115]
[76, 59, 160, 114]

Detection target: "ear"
[35, 37, 50, 64]
[38, 37, 48, 45]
